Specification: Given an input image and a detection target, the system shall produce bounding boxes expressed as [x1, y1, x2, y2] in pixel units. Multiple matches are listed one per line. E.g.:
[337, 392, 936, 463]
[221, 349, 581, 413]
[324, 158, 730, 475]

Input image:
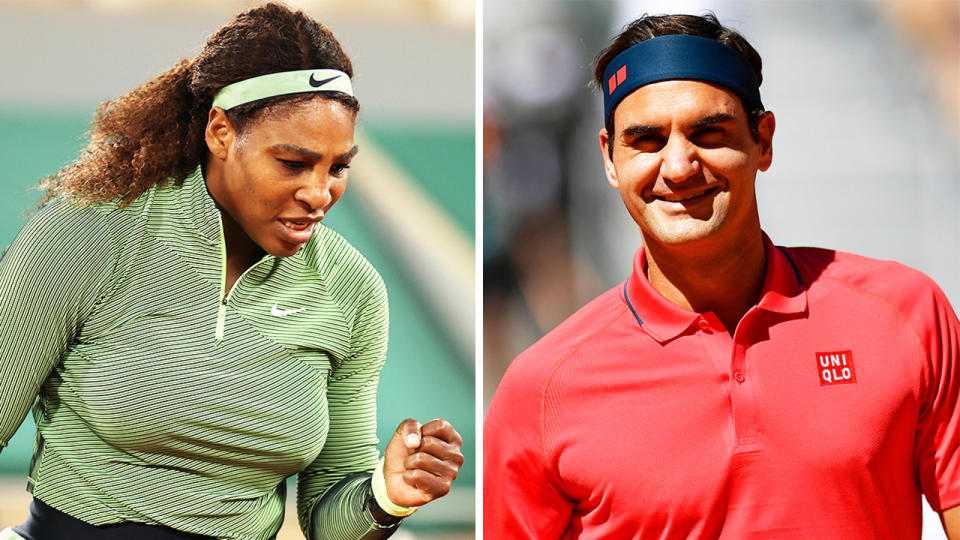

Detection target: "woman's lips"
[277, 218, 316, 243]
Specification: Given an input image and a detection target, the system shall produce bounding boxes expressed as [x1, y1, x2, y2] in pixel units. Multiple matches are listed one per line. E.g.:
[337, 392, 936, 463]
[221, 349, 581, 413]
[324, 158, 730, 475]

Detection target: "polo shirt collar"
[177, 164, 227, 246]
[623, 233, 807, 342]
[755, 233, 807, 315]
[624, 249, 700, 343]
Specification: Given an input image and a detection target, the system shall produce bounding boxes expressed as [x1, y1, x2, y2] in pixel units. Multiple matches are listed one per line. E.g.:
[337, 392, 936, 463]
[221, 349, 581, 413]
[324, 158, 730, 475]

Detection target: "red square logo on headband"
[608, 65, 627, 94]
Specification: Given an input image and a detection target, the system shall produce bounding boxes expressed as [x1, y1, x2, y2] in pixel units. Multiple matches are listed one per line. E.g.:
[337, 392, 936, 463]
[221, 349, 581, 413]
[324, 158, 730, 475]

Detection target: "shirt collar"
[755, 234, 807, 315]
[177, 164, 224, 246]
[623, 233, 807, 342]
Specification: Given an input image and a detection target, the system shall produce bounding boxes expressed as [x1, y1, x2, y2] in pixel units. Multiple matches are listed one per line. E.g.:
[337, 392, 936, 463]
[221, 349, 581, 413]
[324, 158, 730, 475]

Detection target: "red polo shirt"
[484, 236, 960, 539]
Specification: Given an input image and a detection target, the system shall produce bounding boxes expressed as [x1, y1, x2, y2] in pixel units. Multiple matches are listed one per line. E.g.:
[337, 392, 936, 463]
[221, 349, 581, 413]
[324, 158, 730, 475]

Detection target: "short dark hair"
[593, 13, 765, 156]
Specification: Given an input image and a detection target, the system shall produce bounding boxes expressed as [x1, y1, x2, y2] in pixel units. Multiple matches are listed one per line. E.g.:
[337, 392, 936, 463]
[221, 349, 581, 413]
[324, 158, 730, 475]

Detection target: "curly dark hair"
[593, 13, 765, 157]
[42, 2, 357, 206]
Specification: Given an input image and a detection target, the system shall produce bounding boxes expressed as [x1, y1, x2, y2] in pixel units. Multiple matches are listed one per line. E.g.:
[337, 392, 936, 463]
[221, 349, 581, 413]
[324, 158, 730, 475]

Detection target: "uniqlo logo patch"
[816, 350, 856, 386]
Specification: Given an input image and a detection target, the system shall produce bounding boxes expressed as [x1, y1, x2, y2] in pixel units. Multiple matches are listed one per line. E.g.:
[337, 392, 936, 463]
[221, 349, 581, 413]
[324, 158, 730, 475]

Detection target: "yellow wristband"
[372, 456, 418, 517]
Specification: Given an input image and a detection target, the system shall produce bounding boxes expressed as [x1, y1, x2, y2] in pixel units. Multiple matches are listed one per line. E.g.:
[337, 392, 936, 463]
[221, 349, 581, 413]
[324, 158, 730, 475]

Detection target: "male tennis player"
[484, 13, 960, 539]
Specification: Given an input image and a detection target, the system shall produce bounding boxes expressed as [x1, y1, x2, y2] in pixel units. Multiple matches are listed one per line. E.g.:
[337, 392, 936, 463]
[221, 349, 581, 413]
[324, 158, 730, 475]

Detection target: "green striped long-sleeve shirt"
[0, 166, 394, 539]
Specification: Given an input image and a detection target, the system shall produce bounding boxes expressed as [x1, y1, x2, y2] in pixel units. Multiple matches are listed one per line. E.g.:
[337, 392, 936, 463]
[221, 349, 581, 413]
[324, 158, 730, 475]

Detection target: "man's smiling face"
[599, 79, 774, 250]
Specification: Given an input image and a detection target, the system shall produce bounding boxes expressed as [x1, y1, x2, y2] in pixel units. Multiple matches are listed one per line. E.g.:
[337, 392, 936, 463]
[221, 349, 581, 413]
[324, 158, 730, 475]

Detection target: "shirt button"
[698, 319, 710, 331]
[734, 371, 746, 383]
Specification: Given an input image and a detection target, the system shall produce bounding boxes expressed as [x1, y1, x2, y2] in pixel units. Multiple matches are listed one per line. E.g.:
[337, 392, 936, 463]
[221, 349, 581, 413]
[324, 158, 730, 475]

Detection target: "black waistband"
[13, 499, 216, 540]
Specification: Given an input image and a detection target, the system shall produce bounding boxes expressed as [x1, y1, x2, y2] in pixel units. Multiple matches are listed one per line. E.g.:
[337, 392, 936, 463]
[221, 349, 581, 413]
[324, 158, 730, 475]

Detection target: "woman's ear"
[205, 107, 235, 161]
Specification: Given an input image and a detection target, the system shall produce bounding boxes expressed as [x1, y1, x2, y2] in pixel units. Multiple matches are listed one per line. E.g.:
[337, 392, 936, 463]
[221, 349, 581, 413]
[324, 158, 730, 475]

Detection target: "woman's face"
[206, 97, 357, 257]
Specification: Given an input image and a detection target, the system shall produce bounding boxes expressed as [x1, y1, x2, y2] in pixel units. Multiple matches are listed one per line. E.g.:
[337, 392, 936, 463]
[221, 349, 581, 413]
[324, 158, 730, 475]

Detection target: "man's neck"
[643, 227, 767, 335]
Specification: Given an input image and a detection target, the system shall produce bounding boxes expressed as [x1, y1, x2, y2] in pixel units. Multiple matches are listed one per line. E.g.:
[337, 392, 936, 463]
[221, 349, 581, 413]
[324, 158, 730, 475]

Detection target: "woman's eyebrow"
[271, 143, 324, 160]
[337, 146, 359, 161]
[271, 143, 359, 161]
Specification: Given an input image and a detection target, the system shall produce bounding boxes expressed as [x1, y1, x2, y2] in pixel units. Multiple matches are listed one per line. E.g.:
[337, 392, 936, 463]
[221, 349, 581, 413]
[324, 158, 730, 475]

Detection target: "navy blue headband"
[602, 34, 764, 124]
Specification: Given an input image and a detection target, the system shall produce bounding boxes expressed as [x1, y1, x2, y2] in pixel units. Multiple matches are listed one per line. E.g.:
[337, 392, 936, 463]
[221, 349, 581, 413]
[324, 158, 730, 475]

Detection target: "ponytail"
[40, 59, 205, 206]
[41, 2, 355, 207]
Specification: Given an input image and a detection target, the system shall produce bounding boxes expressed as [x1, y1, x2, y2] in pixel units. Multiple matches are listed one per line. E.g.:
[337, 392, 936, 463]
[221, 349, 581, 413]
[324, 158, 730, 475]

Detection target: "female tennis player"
[0, 3, 462, 539]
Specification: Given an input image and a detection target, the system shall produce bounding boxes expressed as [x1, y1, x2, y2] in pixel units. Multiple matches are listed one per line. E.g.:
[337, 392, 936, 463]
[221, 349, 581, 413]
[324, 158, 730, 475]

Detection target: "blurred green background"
[0, 0, 474, 536]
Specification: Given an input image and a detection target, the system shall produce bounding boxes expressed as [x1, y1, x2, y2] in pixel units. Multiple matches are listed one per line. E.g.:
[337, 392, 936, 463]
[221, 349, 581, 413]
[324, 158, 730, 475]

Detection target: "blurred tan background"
[484, 0, 958, 537]
[484, 0, 960, 399]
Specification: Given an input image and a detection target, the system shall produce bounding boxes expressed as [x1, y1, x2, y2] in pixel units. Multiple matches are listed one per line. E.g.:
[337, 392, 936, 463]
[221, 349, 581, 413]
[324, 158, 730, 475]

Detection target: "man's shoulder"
[503, 284, 628, 386]
[782, 245, 948, 319]
[490, 284, 628, 428]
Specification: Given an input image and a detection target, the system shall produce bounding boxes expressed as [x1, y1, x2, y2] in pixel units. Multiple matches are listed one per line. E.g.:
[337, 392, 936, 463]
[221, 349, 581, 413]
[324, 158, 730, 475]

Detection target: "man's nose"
[659, 136, 700, 183]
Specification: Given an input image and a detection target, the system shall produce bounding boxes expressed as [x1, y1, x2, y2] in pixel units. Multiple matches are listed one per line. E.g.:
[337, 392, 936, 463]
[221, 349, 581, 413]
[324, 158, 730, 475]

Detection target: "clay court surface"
[0, 480, 472, 540]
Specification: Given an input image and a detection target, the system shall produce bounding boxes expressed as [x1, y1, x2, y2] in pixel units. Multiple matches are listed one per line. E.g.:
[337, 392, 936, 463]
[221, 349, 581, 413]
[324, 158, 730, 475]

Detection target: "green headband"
[211, 69, 353, 110]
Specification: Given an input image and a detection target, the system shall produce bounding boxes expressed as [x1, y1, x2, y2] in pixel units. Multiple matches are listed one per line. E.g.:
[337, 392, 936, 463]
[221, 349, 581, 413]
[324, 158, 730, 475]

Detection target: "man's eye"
[693, 128, 725, 145]
[630, 135, 666, 152]
[331, 164, 351, 177]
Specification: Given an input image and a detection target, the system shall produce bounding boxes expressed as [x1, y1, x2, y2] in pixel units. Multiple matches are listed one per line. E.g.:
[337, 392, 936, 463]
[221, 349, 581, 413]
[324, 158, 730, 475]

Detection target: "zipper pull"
[215, 301, 227, 341]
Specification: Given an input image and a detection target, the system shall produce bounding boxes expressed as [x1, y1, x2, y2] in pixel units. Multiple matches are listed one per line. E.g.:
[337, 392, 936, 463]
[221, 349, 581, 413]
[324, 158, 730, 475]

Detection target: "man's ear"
[599, 128, 620, 189]
[205, 107, 236, 161]
[756, 111, 775, 172]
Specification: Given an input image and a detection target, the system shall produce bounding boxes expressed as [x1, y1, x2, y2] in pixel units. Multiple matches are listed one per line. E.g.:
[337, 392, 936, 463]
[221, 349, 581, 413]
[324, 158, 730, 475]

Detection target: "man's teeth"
[661, 190, 710, 202]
